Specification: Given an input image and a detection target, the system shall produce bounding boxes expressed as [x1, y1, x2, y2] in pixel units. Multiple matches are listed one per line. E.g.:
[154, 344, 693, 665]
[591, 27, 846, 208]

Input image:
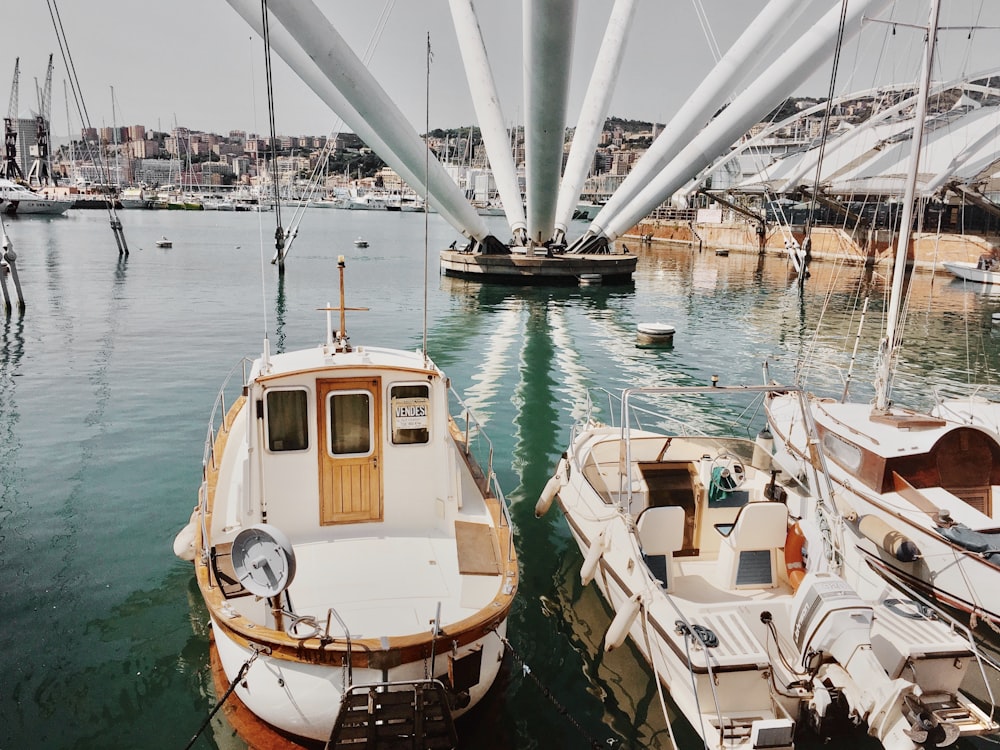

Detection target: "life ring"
[784, 522, 807, 592]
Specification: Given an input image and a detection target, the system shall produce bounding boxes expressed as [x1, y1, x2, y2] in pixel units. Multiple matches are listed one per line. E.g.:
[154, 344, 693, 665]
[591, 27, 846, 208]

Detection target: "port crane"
[1, 58, 25, 182]
[27, 54, 55, 187]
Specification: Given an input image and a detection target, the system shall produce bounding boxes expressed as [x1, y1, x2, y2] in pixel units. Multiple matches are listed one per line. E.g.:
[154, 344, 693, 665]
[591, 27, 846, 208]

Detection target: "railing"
[197, 357, 254, 565]
[447, 385, 515, 563]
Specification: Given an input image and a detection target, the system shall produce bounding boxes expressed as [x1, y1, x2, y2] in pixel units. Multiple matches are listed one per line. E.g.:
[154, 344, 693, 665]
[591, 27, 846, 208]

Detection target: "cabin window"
[327, 391, 372, 456]
[266, 389, 309, 452]
[390, 384, 430, 445]
[822, 432, 862, 472]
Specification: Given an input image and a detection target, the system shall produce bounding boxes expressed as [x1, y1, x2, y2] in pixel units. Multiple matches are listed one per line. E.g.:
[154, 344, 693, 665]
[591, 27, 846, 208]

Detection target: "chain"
[182, 646, 264, 750]
[496, 632, 616, 750]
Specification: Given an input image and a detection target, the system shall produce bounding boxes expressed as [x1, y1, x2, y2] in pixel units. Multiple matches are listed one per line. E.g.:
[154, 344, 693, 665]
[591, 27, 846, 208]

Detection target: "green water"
[0, 209, 997, 749]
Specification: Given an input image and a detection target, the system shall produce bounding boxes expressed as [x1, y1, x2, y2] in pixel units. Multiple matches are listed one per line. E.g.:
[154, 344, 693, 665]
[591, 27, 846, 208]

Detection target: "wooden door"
[317, 377, 383, 524]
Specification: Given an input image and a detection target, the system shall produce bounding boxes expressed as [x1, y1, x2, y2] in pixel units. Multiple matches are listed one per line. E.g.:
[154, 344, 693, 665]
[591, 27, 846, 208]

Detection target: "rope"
[183, 647, 261, 750]
[495, 632, 609, 749]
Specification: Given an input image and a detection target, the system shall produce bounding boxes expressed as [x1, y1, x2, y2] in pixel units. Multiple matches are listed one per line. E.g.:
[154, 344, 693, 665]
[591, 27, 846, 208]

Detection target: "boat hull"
[943, 260, 1000, 285]
[211, 616, 508, 741]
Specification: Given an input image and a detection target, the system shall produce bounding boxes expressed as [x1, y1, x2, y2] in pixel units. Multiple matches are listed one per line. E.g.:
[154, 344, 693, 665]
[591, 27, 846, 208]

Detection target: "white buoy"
[173, 508, 199, 561]
[535, 459, 566, 517]
[580, 529, 607, 585]
[991, 312, 1000, 327]
[578, 273, 602, 286]
[605, 593, 642, 652]
[637, 323, 675, 346]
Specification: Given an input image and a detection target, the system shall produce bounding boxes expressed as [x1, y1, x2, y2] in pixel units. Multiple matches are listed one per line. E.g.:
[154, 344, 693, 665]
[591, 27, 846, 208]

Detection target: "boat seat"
[716, 502, 788, 590]
[637, 505, 686, 590]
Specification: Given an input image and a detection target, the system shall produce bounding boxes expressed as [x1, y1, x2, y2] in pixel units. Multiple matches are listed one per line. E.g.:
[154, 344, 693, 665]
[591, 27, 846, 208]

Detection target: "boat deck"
[267, 530, 504, 638]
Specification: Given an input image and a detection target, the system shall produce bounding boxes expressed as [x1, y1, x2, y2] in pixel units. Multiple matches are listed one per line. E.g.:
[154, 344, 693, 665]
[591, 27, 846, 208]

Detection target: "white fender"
[534, 458, 567, 518]
[605, 593, 642, 652]
[173, 508, 199, 562]
[580, 528, 607, 586]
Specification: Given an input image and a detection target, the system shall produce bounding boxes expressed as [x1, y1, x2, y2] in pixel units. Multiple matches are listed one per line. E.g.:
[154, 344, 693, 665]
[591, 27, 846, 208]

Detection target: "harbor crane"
[27, 54, 55, 187]
[1, 57, 25, 182]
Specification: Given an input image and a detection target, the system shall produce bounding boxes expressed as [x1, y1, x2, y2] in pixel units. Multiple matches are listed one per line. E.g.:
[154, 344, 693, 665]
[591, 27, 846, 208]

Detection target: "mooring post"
[1, 231, 23, 311]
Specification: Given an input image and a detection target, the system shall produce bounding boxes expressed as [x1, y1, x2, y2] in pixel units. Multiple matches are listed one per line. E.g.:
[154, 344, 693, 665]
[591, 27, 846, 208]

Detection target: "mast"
[873, 0, 940, 414]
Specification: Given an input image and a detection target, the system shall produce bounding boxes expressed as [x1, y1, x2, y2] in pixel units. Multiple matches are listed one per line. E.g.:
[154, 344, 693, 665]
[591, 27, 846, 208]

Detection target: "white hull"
[766, 394, 1000, 631]
[213, 618, 507, 740]
[942, 260, 1000, 286]
[544, 385, 997, 750]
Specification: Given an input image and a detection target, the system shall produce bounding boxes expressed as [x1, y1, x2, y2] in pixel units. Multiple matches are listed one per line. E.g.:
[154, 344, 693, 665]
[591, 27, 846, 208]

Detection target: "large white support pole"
[599, 0, 892, 243]
[585, 0, 818, 241]
[524, 0, 577, 245]
[448, 0, 526, 239]
[553, 0, 637, 242]
[230, 0, 490, 242]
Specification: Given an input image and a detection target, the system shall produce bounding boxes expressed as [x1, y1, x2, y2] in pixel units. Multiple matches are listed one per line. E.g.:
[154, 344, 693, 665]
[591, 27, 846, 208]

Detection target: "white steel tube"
[587, 0, 819, 239]
[234, 0, 490, 241]
[524, 0, 577, 245]
[601, 0, 892, 242]
[448, 0, 526, 236]
[553, 0, 637, 240]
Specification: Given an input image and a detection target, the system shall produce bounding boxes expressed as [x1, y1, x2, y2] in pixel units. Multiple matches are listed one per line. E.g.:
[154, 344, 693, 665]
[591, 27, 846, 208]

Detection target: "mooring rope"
[182, 648, 262, 750]
[495, 632, 612, 749]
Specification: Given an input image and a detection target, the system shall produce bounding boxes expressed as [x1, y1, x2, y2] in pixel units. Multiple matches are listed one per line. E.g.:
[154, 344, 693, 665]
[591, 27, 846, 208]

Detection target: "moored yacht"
[174, 258, 518, 744]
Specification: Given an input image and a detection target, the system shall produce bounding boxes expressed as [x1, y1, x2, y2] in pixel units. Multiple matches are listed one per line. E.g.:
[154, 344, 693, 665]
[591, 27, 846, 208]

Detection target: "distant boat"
[0, 179, 72, 216]
[155, 236, 172, 248]
[353, 236, 369, 248]
[942, 259, 1000, 286]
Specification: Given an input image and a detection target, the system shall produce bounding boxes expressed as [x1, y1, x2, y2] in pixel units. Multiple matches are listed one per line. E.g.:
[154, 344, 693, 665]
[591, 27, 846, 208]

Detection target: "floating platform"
[439, 249, 636, 284]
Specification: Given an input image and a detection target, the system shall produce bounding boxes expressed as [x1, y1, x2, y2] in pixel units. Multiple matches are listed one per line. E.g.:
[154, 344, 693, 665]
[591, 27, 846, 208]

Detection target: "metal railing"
[447, 385, 515, 563]
[197, 357, 254, 565]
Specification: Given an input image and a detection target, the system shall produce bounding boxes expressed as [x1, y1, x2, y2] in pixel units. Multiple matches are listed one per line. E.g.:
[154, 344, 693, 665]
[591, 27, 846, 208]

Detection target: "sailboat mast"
[873, 0, 940, 413]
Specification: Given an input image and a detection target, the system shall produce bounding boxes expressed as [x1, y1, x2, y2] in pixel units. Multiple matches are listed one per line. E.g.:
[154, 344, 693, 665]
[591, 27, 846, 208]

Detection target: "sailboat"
[765, 1, 1000, 634]
[174, 258, 518, 744]
[539, 383, 997, 750]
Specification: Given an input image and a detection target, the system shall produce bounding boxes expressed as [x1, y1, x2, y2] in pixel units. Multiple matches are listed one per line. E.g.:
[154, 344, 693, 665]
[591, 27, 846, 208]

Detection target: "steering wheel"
[711, 453, 746, 493]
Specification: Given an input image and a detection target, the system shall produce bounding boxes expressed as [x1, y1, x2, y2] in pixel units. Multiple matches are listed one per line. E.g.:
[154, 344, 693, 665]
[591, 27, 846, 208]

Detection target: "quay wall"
[625, 220, 1000, 274]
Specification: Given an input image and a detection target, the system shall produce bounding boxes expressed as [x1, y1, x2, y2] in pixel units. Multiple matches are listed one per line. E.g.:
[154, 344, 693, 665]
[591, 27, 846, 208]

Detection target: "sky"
[8, 1, 1000, 141]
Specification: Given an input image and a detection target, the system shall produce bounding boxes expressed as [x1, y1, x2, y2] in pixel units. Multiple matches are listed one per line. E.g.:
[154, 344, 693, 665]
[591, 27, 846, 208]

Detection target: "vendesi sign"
[392, 397, 429, 430]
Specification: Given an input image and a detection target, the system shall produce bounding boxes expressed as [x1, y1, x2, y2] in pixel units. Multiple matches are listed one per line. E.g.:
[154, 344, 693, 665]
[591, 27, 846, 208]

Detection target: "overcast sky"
[9, 1, 1000, 140]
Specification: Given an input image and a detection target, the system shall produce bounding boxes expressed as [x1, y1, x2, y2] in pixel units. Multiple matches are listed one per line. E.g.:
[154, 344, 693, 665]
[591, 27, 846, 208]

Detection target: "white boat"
[942, 259, 1000, 286]
[347, 188, 389, 210]
[539, 383, 997, 750]
[174, 258, 517, 744]
[353, 236, 369, 248]
[765, 2, 1000, 636]
[155, 236, 172, 248]
[0, 179, 72, 216]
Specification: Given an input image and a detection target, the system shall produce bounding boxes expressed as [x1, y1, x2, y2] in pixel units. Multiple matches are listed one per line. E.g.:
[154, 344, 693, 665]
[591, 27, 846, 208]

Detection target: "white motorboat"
[155, 236, 172, 248]
[174, 258, 517, 744]
[539, 383, 997, 750]
[0, 179, 72, 216]
[942, 259, 1000, 286]
[353, 236, 369, 248]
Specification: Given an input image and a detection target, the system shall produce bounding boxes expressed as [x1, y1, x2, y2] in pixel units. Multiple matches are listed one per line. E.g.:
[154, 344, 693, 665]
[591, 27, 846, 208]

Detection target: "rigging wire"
[272, 0, 396, 264]
[259, 0, 285, 272]
[45, 0, 129, 255]
[800, 0, 851, 289]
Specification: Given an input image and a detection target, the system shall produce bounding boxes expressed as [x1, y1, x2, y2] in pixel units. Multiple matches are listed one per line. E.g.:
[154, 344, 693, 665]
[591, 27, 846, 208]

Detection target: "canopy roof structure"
[719, 72, 1000, 203]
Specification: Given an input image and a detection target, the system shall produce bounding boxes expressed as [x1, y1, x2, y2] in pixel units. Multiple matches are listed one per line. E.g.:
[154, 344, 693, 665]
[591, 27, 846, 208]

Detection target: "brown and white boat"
[174, 257, 517, 745]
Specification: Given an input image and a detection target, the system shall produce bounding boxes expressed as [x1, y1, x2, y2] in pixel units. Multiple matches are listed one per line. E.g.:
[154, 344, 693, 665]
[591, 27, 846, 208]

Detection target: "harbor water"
[1, 208, 998, 749]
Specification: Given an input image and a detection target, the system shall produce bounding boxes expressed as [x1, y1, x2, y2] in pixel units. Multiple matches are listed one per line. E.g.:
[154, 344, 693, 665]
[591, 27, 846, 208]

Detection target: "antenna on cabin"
[319, 256, 368, 353]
